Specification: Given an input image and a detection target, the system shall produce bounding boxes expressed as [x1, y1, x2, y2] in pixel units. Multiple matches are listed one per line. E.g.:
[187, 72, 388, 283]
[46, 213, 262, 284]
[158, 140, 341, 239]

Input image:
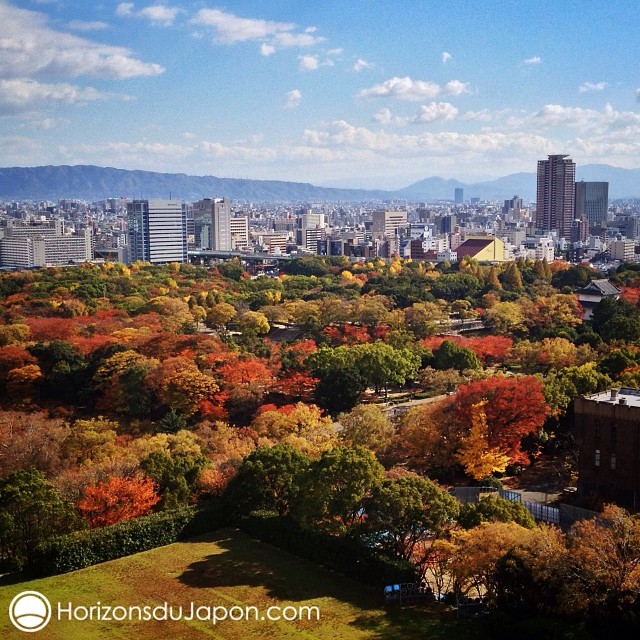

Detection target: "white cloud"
[191, 8, 323, 54]
[579, 81, 608, 93]
[298, 53, 335, 71]
[360, 76, 441, 100]
[138, 5, 180, 27]
[533, 103, 635, 130]
[413, 102, 459, 123]
[371, 108, 408, 125]
[524, 56, 541, 64]
[462, 109, 494, 122]
[442, 51, 452, 63]
[359, 76, 469, 101]
[353, 58, 373, 72]
[0, 78, 107, 115]
[116, 3, 134, 16]
[372, 108, 393, 124]
[444, 80, 470, 95]
[67, 20, 108, 31]
[116, 3, 179, 26]
[0, 2, 164, 79]
[299, 55, 319, 70]
[301, 120, 554, 162]
[285, 89, 302, 109]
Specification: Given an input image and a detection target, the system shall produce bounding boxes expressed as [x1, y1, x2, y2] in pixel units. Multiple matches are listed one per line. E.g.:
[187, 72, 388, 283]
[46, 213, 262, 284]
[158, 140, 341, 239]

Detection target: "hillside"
[0, 163, 638, 202]
[0, 165, 397, 203]
[0, 529, 477, 640]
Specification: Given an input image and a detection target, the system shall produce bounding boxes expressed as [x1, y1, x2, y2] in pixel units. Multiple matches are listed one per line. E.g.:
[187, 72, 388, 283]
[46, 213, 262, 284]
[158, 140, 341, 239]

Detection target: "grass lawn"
[0, 528, 483, 640]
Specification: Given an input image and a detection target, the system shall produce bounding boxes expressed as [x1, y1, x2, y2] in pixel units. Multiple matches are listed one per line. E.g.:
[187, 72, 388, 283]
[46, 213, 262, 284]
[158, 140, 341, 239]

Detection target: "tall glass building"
[127, 199, 188, 264]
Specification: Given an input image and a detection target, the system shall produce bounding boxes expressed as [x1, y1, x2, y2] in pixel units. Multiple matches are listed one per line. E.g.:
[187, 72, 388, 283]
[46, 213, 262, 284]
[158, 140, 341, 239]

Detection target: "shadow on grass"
[178, 529, 483, 639]
[178, 528, 377, 608]
[349, 605, 484, 640]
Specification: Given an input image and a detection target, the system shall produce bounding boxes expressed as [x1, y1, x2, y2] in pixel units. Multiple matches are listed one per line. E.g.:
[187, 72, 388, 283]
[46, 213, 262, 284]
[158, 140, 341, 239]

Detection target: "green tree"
[140, 450, 207, 509]
[351, 341, 421, 396]
[314, 364, 367, 414]
[591, 297, 640, 342]
[432, 340, 482, 372]
[500, 262, 524, 290]
[0, 469, 82, 569]
[431, 272, 482, 301]
[458, 494, 536, 529]
[365, 475, 459, 564]
[225, 444, 310, 516]
[295, 445, 384, 533]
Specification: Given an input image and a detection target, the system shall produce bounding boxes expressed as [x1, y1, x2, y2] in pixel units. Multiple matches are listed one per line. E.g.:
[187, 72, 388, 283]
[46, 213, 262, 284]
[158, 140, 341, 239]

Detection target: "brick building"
[574, 388, 640, 510]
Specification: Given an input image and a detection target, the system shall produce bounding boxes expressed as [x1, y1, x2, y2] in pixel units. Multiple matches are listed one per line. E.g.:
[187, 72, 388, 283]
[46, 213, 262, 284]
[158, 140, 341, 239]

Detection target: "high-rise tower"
[575, 181, 609, 229]
[127, 199, 188, 264]
[535, 154, 576, 239]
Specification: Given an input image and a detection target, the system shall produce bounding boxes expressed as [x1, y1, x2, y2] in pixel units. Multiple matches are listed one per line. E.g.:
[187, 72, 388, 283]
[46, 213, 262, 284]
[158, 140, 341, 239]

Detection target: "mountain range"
[0, 164, 638, 203]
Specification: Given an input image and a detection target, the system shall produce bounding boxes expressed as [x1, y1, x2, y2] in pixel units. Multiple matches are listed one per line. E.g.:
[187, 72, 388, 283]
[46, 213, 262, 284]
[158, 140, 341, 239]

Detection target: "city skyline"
[1, 1, 639, 189]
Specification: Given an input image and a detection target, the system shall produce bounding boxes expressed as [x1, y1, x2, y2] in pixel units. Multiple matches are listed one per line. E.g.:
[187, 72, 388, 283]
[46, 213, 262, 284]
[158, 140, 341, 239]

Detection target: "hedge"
[238, 511, 418, 588]
[32, 500, 226, 577]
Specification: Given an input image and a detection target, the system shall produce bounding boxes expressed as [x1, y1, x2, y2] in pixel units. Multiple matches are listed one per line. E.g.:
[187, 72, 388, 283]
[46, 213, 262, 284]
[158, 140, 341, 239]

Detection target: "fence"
[452, 487, 597, 530]
[522, 501, 561, 526]
[451, 487, 522, 504]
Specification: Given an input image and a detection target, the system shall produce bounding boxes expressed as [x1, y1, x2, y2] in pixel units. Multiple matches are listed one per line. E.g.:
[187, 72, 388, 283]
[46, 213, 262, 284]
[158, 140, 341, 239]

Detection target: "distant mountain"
[400, 165, 640, 202]
[0, 163, 638, 202]
[0, 165, 398, 202]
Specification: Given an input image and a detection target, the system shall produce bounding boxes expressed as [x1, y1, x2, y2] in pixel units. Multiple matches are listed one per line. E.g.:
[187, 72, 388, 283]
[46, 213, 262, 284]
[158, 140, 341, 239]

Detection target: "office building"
[192, 198, 232, 251]
[535, 154, 576, 239]
[454, 188, 464, 204]
[371, 210, 408, 240]
[575, 181, 609, 229]
[0, 220, 93, 268]
[127, 199, 187, 264]
[296, 209, 326, 253]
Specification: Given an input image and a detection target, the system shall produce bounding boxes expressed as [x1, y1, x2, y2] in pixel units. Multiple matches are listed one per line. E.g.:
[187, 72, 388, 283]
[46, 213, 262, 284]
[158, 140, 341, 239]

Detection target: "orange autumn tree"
[77, 475, 160, 527]
[451, 376, 550, 464]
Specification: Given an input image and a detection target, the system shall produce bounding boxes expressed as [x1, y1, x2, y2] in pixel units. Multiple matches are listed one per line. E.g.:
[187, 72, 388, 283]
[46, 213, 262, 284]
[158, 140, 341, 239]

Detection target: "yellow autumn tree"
[455, 401, 509, 480]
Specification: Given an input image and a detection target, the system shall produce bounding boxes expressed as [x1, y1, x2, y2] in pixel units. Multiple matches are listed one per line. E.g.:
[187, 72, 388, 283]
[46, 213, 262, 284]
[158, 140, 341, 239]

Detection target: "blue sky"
[1, 0, 639, 189]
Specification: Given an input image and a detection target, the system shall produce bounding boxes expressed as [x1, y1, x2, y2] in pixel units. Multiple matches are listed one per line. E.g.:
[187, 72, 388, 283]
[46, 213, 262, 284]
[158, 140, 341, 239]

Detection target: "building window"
[611, 453, 617, 471]
[595, 449, 600, 467]
[595, 420, 601, 439]
[611, 426, 617, 447]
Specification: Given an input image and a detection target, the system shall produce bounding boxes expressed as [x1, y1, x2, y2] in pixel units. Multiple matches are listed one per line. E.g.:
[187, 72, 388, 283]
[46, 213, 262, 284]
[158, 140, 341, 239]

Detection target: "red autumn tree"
[217, 358, 274, 387]
[77, 475, 160, 528]
[0, 345, 37, 385]
[273, 371, 319, 401]
[451, 376, 550, 464]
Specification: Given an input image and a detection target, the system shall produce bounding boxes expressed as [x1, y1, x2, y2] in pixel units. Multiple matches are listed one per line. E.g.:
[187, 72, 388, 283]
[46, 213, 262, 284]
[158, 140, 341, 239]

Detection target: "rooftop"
[577, 279, 621, 297]
[584, 387, 640, 408]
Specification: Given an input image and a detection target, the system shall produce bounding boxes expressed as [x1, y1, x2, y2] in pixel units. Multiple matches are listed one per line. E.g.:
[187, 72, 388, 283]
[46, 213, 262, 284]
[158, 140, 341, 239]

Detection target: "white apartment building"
[610, 239, 636, 262]
[230, 216, 249, 250]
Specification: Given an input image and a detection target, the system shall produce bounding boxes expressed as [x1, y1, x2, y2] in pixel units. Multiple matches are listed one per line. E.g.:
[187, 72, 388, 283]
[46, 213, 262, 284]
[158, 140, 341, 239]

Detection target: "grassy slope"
[0, 529, 480, 640]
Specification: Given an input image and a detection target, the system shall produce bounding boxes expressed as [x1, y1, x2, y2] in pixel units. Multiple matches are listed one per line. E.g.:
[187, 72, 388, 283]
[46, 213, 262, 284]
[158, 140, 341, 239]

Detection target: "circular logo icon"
[9, 591, 52, 633]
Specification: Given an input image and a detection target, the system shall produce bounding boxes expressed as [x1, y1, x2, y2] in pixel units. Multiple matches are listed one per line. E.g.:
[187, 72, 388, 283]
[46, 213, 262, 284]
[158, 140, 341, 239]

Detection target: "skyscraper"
[575, 181, 609, 229]
[535, 154, 576, 239]
[454, 188, 464, 204]
[127, 199, 188, 264]
[193, 198, 232, 251]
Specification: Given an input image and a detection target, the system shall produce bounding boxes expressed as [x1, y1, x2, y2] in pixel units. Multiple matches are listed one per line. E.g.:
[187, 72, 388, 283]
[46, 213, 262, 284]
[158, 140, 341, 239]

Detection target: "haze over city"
[1, 0, 639, 189]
